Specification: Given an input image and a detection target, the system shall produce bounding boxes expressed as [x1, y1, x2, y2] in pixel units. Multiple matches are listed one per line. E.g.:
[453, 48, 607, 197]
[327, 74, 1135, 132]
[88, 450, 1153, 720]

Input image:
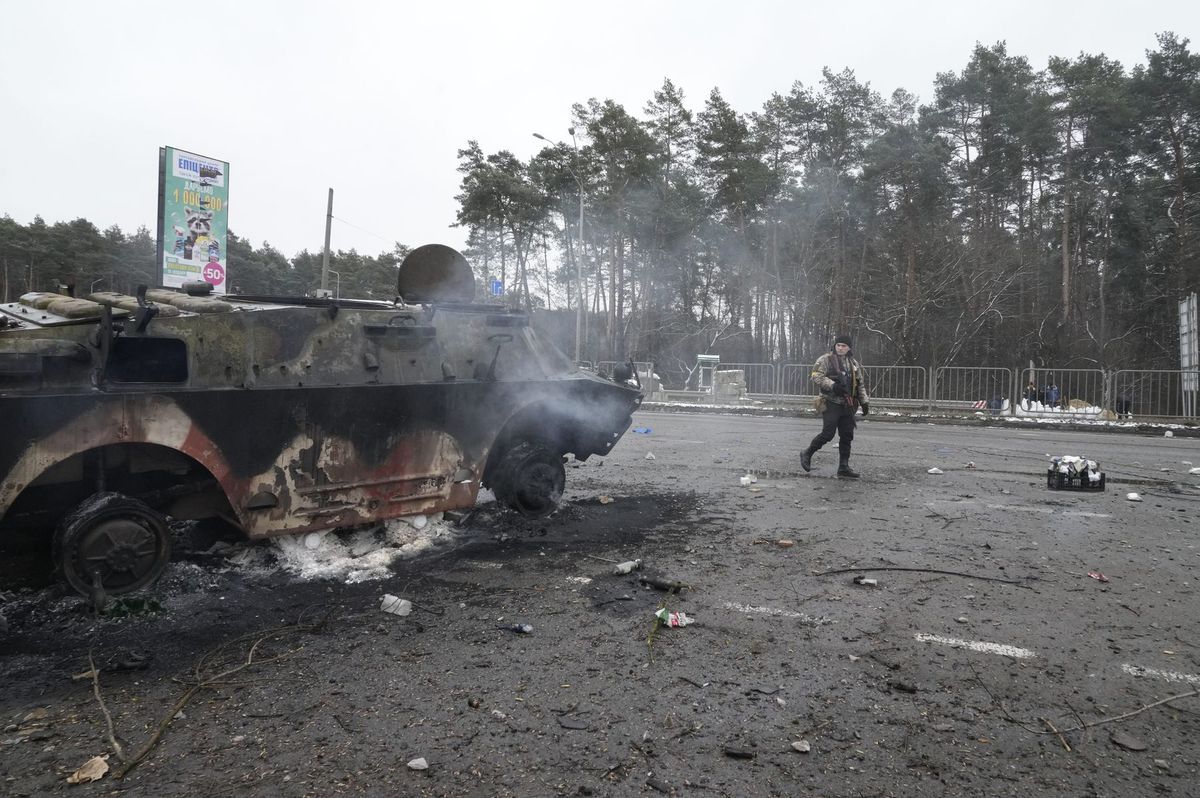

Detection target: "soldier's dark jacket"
[811, 352, 870, 406]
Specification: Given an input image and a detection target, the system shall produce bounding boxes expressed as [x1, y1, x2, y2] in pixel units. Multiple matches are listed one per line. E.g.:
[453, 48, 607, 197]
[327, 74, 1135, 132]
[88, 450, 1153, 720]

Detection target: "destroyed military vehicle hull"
[0, 245, 641, 597]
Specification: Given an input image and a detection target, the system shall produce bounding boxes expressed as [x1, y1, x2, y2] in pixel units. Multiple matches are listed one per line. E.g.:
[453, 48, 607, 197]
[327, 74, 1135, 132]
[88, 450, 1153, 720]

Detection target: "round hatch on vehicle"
[397, 244, 476, 303]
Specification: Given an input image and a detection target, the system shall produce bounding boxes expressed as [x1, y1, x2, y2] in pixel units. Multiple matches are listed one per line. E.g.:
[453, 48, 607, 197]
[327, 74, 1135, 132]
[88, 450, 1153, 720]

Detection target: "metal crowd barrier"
[1113, 368, 1200, 421]
[715, 362, 777, 396]
[628, 359, 1199, 422]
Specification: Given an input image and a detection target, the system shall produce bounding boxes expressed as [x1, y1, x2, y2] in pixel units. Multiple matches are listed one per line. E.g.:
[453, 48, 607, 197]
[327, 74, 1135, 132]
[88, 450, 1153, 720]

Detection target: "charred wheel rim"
[495, 442, 565, 517]
[56, 493, 172, 597]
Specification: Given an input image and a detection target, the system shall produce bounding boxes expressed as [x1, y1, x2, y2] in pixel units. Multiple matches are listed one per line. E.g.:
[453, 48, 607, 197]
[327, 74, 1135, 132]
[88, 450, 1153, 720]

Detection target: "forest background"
[2, 35, 1197, 385]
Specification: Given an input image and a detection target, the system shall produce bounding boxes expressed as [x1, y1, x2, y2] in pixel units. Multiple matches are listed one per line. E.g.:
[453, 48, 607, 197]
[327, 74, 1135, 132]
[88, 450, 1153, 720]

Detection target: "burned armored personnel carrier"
[0, 245, 641, 597]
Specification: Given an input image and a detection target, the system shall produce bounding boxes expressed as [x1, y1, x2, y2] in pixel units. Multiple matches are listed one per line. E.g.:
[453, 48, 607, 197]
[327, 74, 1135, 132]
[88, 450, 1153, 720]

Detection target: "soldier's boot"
[800, 438, 822, 472]
[837, 456, 860, 479]
[800, 446, 815, 472]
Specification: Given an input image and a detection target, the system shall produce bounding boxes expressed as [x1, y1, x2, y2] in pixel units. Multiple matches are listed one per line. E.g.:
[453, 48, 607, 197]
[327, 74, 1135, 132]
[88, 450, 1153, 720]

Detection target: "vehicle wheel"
[54, 492, 172, 598]
[492, 442, 565, 517]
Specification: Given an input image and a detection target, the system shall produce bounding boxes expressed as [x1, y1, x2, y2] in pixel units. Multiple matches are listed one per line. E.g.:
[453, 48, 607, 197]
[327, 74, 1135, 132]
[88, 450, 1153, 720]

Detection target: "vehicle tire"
[492, 442, 565, 517]
[54, 492, 172, 598]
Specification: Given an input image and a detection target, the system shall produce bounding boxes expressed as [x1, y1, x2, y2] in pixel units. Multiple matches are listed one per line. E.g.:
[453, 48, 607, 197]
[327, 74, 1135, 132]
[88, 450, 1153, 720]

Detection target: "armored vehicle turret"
[0, 245, 641, 597]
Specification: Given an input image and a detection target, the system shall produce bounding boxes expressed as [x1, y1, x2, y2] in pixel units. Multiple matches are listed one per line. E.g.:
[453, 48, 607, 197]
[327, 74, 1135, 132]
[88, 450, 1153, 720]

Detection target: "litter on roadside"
[655, 608, 694, 627]
[640, 574, 688, 593]
[927, 467, 944, 475]
[632, 427, 652, 434]
[498, 623, 533, 633]
[1126, 492, 1143, 502]
[645, 452, 656, 460]
[66, 756, 109, 784]
[1047, 455, 1105, 491]
[852, 576, 878, 587]
[598, 495, 614, 504]
[612, 559, 643, 575]
[1087, 571, 1110, 582]
[380, 594, 413, 616]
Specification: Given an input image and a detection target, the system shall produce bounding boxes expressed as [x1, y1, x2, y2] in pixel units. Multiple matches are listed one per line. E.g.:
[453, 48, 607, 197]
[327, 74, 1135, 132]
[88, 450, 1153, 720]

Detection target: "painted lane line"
[1122, 663, 1200, 686]
[723, 601, 833, 625]
[914, 633, 1036, 660]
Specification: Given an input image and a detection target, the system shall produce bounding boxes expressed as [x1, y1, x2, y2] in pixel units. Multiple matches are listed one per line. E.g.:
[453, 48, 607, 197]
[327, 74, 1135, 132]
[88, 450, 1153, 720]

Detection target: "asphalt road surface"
[2, 411, 1198, 797]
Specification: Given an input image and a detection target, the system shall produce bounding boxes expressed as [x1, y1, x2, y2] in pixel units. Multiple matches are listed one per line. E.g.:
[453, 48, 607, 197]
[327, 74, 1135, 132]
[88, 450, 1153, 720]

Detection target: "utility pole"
[320, 188, 334, 295]
[533, 129, 587, 363]
[569, 127, 585, 364]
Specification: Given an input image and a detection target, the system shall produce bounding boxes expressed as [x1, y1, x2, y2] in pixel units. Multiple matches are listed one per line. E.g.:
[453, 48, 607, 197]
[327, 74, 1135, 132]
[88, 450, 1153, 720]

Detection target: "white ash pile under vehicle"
[0, 245, 642, 598]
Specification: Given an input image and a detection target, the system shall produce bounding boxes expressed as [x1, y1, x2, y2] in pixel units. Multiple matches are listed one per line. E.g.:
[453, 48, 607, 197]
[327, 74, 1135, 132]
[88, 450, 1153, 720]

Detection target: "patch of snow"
[226, 514, 453, 584]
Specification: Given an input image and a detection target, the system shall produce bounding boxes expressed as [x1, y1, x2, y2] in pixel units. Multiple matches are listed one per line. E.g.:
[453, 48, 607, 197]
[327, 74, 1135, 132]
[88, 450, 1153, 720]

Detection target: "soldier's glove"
[860, 402, 869, 416]
[830, 381, 848, 396]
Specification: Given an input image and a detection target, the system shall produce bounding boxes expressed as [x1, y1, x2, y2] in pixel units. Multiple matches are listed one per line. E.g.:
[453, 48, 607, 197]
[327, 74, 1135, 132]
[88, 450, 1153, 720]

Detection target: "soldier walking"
[800, 335, 870, 478]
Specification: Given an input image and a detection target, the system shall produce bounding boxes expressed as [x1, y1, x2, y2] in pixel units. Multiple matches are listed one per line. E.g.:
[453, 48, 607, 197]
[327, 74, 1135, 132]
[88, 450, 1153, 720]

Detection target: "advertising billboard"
[157, 147, 230, 293]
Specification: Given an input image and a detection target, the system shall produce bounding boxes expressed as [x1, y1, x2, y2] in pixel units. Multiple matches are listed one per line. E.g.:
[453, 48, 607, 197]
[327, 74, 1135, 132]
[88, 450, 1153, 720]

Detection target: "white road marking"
[1122, 664, 1200, 686]
[914, 633, 1036, 659]
[723, 601, 833, 625]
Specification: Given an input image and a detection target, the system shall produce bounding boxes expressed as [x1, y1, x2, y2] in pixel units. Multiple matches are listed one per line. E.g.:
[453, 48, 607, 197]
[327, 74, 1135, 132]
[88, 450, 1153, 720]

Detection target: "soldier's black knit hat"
[833, 334, 853, 347]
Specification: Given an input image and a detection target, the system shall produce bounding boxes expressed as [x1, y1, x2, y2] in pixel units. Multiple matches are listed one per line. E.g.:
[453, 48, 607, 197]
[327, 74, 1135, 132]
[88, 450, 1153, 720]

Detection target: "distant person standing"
[1023, 380, 1038, 408]
[1044, 379, 1061, 409]
[801, 335, 870, 478]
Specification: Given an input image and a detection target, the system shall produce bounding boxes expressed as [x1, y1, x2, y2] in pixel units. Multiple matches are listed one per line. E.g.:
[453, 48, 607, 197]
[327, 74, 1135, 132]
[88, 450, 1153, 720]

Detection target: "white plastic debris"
[1189, 467, 1200, 475]
[1164, 430, 1174, 437]
[612, 559, 642, 575]
[791, 740, 812, 753]
[380, 594, 413, 616]
[1126, 493, 1143, 502]
[645, 452, 656, 460]
[407, 757, 429, 771]
[853, 577, 878, 587]
[927, 467, 944, 475]
[739, 475, 752, 486]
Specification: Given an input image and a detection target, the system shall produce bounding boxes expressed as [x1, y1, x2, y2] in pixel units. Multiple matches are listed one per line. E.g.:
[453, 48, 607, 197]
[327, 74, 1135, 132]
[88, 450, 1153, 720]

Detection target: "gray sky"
[2, 1, 1195, 258]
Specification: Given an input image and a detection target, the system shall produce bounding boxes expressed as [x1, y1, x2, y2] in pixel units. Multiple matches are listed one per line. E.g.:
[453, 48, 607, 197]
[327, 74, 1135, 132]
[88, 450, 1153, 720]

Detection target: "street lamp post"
[533, 130, 586, 364]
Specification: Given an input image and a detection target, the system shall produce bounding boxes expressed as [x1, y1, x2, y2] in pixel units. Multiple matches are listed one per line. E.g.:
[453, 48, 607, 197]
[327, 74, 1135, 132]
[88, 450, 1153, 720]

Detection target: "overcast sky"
[2, 1, 1196, 259]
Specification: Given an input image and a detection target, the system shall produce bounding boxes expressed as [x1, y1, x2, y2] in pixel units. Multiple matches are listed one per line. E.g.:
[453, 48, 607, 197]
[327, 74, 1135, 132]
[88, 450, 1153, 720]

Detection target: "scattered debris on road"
[654, 608, 694, 627]
[639, 574, 688, 593]
[66, 755, 109, 784]
[380, 594, 413, 616]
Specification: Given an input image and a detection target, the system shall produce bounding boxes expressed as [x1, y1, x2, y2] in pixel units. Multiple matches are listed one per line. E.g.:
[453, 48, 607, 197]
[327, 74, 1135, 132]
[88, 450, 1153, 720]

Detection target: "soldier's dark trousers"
[809, 402, 856, 459]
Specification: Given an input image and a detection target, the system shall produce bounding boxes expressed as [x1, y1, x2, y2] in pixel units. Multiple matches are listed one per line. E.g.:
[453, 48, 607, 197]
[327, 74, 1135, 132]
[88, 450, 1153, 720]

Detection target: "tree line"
[455, 33, 1200, 376]
[3, 33, 1197, 382]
